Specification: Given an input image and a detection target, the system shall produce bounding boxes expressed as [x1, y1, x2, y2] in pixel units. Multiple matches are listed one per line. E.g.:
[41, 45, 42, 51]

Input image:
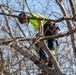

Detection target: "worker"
[18, 12, 60, 68]
[18, 12, 48, 64]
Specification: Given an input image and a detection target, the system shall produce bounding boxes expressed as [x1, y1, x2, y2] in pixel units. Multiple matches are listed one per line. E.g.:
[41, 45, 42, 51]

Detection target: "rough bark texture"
[10, 41, 65, 75]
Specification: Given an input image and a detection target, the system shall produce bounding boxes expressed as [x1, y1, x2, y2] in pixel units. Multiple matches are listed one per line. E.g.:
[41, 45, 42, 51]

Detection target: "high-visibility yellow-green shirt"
[29, 14, 47, 30]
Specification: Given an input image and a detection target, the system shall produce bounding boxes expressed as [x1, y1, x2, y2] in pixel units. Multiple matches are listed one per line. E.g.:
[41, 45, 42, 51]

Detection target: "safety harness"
[44, 24, 59, 47]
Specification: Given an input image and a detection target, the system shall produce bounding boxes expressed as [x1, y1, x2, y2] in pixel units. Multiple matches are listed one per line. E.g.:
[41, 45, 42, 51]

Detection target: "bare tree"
[0, 0, 76, 75]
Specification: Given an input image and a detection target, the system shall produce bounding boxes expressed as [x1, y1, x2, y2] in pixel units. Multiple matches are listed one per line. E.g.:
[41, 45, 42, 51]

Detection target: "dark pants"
[48, 40, 54, 50]
[44, 30, 54, 50]
[39, 48, 46, 59]
[39, 48, 47, 62]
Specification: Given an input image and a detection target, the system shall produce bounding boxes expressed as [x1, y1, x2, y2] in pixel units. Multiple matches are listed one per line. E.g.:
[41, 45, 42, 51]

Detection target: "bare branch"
[69, 0, 76, 15]
[0, 12, 74, 22]
[0, 27, 76, 46]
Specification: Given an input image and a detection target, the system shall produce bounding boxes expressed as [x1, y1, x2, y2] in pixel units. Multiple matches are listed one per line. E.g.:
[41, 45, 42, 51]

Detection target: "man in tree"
[18, 12, 48, 64]
[18, 12, 59, 67]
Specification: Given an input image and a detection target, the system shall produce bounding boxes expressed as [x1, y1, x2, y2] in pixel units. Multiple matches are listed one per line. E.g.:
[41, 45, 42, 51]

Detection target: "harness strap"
[44, 27, 54, 35]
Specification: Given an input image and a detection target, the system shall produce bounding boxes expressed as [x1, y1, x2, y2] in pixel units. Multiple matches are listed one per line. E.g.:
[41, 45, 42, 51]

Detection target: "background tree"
[0, 0, 76, 75]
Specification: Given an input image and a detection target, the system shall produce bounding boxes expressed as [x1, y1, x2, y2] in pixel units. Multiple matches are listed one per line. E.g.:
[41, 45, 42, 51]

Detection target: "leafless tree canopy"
[0, 0, 76, 75]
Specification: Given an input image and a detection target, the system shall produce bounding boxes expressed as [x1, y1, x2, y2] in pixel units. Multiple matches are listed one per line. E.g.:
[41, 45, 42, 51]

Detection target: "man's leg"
[47, 40, 56, 68]
[39, 49, 48, 63]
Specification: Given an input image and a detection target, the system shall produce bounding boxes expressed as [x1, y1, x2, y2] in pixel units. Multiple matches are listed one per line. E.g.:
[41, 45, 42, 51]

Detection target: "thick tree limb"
[10, 41, 65, 75]
[41, 41, 64, 75]
[0, 27, 76, 46]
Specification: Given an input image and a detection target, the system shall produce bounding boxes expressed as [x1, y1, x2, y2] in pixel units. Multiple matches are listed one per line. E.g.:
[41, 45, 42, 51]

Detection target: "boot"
[47, 58, 54, 68]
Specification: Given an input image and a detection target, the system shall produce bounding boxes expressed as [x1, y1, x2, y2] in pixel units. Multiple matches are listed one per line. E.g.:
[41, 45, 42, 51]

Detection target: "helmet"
[18, 12, 28, 24]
